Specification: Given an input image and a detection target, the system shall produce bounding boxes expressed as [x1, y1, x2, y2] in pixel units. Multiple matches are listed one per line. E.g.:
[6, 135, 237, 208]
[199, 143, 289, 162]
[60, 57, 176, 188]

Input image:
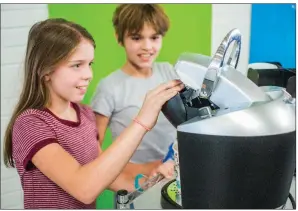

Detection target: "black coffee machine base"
[160, 179, 182, 209]
[159, 179, 295, 209]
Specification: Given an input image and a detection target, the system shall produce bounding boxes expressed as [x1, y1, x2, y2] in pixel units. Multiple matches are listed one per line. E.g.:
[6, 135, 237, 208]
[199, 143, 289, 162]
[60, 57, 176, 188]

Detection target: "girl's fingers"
[147, 80, 183, 98]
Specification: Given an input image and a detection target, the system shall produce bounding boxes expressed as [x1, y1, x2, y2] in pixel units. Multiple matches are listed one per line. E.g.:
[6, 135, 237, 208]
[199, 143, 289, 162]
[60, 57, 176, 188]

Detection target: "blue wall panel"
[249, 4, 296, 68]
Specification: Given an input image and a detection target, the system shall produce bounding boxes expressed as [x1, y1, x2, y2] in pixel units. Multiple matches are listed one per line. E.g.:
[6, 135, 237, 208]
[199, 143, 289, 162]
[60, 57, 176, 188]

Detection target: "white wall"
[211, 4, 252, 76]
[1, 4, 48, 209]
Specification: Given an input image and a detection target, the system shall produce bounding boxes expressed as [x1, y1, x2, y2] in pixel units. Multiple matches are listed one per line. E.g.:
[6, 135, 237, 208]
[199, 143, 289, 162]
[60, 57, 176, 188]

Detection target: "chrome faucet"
[200, 28, 242, 98]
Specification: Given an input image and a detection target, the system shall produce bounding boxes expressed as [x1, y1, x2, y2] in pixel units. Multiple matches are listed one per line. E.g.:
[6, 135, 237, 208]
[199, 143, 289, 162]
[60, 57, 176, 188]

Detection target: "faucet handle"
[116, 190, 130, 209]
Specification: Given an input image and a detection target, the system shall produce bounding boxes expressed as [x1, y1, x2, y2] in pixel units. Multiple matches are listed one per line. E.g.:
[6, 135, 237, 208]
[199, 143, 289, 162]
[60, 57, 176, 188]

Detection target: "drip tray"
[160, 179, 183, 209]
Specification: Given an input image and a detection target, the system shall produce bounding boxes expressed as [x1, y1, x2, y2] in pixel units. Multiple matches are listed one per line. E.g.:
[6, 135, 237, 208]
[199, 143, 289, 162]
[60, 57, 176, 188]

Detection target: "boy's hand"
[149, 160, 175, 179]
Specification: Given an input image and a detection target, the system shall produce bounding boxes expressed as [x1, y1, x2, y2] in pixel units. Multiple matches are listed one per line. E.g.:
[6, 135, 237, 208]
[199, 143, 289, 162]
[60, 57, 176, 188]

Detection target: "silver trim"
[178, 90, 295, 137]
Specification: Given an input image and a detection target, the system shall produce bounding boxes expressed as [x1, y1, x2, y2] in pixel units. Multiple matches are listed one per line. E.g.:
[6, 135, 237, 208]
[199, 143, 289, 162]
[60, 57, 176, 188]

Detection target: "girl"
[3, 18, 183, 209]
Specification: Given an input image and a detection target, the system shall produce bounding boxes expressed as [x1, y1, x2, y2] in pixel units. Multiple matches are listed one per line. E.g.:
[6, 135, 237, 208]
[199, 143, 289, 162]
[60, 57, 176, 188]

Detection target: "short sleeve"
[165, 62, 180, 80]
[12, 114, 57, 170]
[91, 79, 115, 117]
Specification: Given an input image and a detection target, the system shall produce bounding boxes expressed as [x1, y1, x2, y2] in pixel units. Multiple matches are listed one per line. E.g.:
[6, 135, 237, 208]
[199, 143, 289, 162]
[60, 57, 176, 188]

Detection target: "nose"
[141, 38, 152, 50]
[82, 65, 93, 82]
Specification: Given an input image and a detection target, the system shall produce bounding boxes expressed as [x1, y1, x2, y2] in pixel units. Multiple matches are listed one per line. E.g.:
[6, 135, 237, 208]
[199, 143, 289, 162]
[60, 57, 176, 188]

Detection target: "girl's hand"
[149, 160, 175, 179]
[136, 80, 184, 130]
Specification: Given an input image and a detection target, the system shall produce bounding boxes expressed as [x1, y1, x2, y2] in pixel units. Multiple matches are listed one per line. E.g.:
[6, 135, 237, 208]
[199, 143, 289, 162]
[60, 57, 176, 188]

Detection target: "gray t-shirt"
[91, 62, 180, 163]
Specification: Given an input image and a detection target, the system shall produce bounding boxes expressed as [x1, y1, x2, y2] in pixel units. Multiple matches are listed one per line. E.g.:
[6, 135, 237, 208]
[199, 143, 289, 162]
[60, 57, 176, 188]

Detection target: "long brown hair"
[3, 18, 96, 167]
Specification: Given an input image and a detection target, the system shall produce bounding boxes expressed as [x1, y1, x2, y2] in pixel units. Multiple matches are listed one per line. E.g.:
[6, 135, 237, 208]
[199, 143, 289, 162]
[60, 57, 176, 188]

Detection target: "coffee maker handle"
[200, 28, 241, 98]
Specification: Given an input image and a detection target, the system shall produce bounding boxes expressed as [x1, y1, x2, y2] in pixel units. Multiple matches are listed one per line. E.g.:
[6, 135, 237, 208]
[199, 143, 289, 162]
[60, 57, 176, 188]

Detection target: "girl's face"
[122, 23, 163, 71]
[46, 39, 94, 104]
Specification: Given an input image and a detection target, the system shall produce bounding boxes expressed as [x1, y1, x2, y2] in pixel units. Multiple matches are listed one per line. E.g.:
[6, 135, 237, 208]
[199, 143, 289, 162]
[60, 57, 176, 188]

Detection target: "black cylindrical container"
[177, 131, 296, 209]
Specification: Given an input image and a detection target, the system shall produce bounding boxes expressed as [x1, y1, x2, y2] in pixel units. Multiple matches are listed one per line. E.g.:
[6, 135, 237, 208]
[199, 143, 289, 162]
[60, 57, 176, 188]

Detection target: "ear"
[115, 33, 123, 46]
[44, 72, 52, 82]
[44, 75, 50, 82]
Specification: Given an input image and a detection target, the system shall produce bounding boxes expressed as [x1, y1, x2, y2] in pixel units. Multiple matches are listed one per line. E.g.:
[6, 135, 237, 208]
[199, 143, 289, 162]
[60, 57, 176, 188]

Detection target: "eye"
[72, 64, 81, 69]
[152, 35, 160, 40]
[131, 35, 141, 41]
[89, 62, 94, 66]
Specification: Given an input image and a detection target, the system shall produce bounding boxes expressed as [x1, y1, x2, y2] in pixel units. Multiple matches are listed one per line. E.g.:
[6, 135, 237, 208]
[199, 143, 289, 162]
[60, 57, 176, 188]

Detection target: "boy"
[92, 4, 178, 183]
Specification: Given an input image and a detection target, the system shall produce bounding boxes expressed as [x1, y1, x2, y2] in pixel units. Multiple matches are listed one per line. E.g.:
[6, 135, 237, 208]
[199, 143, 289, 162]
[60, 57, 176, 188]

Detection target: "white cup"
[172, 141, 181, 196]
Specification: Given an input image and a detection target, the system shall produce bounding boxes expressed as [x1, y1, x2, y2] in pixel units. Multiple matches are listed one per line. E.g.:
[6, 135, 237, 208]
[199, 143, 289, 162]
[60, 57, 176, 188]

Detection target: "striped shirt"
[12, 103, 99, 209]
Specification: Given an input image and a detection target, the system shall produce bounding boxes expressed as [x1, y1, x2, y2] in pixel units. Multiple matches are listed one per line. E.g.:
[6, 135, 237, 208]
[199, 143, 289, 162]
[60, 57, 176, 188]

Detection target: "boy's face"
[122, 23, 163, 70]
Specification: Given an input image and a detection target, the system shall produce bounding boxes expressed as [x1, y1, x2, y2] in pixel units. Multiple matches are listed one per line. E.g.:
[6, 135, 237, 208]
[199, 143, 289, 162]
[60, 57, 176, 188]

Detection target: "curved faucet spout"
[215, 28, 241, 70]
[200, 28, 242, 98]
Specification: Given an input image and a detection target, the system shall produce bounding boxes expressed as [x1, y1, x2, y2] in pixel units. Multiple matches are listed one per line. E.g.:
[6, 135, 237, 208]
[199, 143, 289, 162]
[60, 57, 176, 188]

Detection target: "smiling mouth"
[76, 86, 87, 90]
[138, 53, 154, 60]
